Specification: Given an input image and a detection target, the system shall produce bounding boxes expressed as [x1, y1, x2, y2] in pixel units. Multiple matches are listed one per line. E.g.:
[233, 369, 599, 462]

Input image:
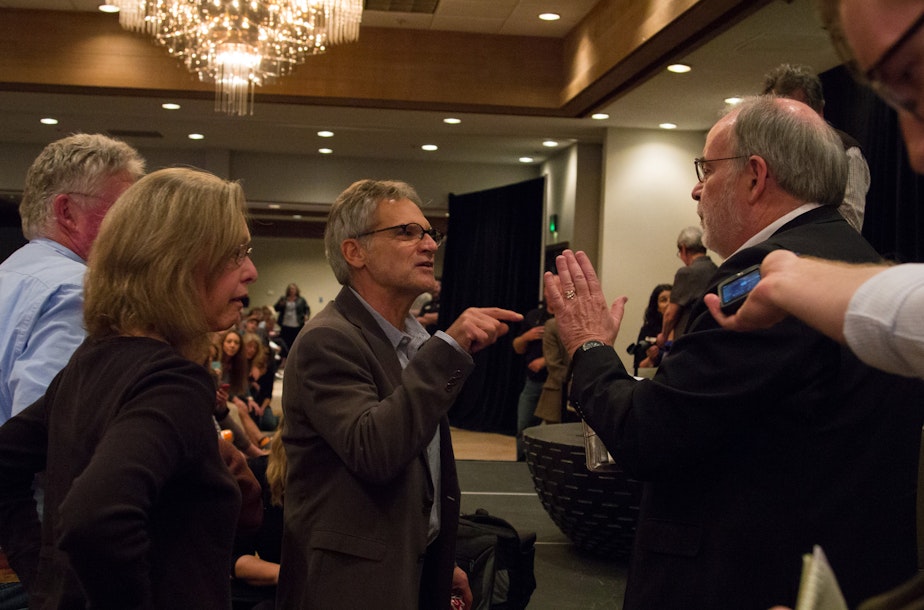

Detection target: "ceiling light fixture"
[443, 117, 461, 125]
[111, 0, 363, 116]
[161, 102, 181, 110]
[421, 144, 438, 152]
[659, 123, 677, 130]
[667, 64, 691, 73]
[538, 13, 560, 21]
[725, 97, 744, 105]
[40, 118, 58, 125]
[98, 4, 120, 13]
[591, 113, 609, 120]
[317, 130, 335, 137]
[188, 133, 205, 140]
[319, 148, 333, 154]
[519, 157, 534, 163]
[542, 140, 559, 147]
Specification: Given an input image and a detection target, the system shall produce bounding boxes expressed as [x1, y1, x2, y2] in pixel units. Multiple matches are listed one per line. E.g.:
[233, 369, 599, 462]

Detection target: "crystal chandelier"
[112, 1, 363, 116]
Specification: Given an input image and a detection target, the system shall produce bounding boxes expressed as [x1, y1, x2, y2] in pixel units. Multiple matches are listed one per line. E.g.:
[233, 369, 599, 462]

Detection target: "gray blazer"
[277, 286, 474, 609]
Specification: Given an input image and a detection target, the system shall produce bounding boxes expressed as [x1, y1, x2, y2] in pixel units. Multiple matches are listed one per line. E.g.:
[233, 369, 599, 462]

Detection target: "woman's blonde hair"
[266, 413, 287, 507]
[84, 167, 249, 360]
[243, 332, 267, 372]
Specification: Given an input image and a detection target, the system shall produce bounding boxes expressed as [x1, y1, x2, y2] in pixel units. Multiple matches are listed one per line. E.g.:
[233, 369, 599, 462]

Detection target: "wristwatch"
[580, 340, 606, 352]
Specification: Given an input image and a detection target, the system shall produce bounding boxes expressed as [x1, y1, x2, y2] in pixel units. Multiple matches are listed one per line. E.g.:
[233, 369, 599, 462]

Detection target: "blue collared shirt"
[0, 239, 88, 424]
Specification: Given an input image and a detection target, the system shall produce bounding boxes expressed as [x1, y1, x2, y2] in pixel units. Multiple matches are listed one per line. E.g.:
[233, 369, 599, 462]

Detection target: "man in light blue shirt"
[0, 133, 145, 424]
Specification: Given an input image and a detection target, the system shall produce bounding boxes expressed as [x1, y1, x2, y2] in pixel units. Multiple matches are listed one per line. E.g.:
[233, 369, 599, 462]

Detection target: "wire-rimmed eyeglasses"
[354, 222, 445, 246]
[694, 155, 748, 182]
[232, 242, 253, 266]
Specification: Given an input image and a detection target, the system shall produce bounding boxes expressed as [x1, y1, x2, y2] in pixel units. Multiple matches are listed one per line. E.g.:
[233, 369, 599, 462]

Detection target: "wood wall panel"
[0, 1, 766, 117]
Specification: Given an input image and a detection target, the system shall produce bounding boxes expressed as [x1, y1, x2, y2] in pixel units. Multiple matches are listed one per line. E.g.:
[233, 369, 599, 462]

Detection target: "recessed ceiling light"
[539, 13, 560, 21]
[519, 157, 535, 163]
[188, 133, 204, 140]
[98, 4, 119, 13]
[725, 97, 744, 105]
[591, 113, 609, 120]
[293, 214, 303, 220]
[319, 148, 333, 154]
[161, 102, 181, 110]
[268, 204, 281, 209]
[659, 123, 677, 130]
[317, 130, 334, 137]
[40, 117, 58, 125]
[421, 144, 438, 152]
[667, 64, 691, 73]
[542, 140, 559, 148]
[443, 117, 461, 125]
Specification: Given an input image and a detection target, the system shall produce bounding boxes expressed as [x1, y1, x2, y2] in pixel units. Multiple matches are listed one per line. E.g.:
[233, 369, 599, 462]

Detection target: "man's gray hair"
[325, 179, 424, 285]
[762, 64, 826, 114]
[728, 96, 847, 207]
[19, 133, 146, 240]
[677, 226, 706, 253]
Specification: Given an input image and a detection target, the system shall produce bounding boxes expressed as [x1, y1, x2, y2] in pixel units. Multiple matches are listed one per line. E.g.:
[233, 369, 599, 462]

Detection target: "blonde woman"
[0, 167, 257, 608]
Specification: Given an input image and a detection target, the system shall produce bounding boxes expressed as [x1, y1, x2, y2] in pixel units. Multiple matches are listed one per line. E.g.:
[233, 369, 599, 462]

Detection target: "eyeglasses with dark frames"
[694, 155, 748, 182]
[232, 242, 253, 266]
[862, 11, 924, 121]
[354, 222, 445, 246]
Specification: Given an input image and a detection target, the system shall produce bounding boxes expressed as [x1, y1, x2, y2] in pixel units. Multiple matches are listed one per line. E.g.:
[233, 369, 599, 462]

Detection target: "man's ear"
[744, 155, 769, 203]
[52, 193, 78, 231]
[341, 238, 366, 270]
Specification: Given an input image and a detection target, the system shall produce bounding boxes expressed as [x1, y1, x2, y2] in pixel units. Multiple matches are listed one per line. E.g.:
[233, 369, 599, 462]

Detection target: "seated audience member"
[0, 167, 258, 608]
[630, 283, 672, 372]
[244, 312, 270, 346]
[206, 333, 265, 458]
[243, 332, 278, 432]
[231, 427, 285, 610]
[544, 97, 924, 609]
[222, 329, 271, 448]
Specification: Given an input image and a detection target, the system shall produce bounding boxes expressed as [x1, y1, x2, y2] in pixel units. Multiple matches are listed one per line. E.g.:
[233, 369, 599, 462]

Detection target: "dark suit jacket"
[277, 286, 474, 609]
[571, 207, 924, 609]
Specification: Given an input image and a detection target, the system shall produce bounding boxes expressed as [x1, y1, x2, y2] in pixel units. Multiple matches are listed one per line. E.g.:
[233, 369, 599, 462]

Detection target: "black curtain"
[439, 177, 545, 434]
[821, 65, 924, 263]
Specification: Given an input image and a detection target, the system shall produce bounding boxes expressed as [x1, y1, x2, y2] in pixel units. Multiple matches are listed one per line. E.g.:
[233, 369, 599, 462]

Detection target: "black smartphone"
[717, 264, 761, 313]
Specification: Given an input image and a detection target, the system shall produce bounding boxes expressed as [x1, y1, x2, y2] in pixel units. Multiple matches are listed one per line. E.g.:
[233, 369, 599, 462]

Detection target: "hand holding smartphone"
[717, 264, 761, 314]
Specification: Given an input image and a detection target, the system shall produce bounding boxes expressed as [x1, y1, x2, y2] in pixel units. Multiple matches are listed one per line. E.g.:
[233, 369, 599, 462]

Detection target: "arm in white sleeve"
[845, 264, 924, 378]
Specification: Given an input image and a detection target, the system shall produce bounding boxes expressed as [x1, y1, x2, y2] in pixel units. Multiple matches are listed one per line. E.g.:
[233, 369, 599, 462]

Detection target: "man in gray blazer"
[278, 179, 521, 609]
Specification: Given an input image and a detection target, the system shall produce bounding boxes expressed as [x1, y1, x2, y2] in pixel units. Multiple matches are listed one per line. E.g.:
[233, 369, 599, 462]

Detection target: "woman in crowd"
[634, 283, 672, 370]
[243, 331, 278, 432]
[274, 283, 309, 368]
[207, 332, 266, 458]
[0, 167, 257, 608]
[221, 329, 271, 448]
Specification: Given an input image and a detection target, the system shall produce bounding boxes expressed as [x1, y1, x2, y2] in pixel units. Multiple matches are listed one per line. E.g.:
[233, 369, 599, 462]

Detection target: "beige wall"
[598, 127, 721, 371]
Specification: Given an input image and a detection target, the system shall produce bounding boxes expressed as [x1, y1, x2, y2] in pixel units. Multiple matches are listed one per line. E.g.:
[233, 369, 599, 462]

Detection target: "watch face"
[582, 340, 605, 351]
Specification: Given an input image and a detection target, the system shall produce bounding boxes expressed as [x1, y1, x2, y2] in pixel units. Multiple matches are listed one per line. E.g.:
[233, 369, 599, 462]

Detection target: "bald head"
[724, 96, 847, 206]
